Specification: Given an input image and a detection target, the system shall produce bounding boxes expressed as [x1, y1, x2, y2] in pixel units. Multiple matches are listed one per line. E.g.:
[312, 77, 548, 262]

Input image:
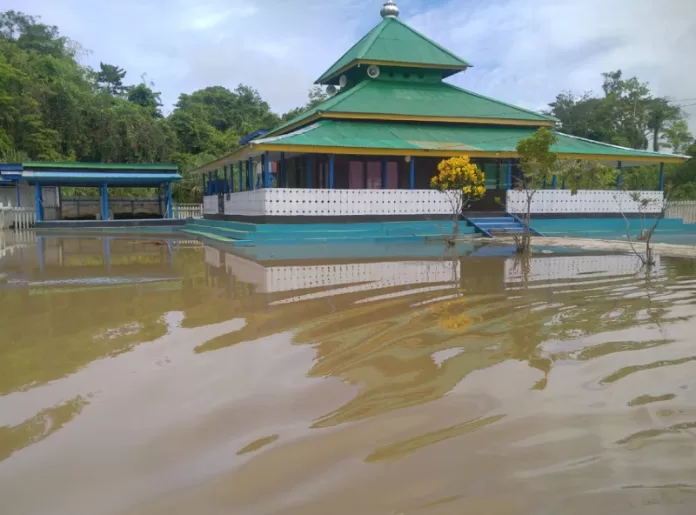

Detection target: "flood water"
[2, 234, 696, 514]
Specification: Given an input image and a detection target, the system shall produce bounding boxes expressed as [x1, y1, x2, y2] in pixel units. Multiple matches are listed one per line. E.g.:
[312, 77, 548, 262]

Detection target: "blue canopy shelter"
[0, 162, 181, 222]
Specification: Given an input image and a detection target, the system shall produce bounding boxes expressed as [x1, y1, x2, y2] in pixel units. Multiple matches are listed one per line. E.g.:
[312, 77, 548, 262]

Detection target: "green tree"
[97, 62, 127, 96]
[127, 82, 163, 118]
[514, 127, 558, 253]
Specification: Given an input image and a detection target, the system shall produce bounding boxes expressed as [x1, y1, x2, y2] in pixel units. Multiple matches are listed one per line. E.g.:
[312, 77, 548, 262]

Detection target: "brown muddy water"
[2, 235, 696, 515]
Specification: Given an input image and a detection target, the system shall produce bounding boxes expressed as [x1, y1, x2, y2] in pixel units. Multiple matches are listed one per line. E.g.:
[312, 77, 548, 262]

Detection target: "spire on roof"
[380, 0, 399, 18]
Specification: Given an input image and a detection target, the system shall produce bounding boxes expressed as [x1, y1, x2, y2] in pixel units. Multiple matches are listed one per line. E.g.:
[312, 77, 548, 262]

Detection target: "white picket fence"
[666, 201, 696, 224]
[173, 203, 203, 219]
[0, 206, 36, 230]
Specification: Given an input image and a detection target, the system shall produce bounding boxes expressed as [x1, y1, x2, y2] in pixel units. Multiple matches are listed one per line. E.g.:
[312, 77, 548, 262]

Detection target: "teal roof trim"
[23, 171, 182, 184]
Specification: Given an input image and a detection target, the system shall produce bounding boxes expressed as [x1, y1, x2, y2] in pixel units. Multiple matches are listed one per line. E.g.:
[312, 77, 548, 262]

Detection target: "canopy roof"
[270, 79, 556, 137]
[0, 162, 181, 186]
[316, 17, 471, 85]
[22, 170, 181, 186]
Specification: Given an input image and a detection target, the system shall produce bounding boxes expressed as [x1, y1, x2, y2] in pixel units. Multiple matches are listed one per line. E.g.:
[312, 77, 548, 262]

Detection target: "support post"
[551, 175, 557, 189]
[381, 157, 387, 189]
[202, 174, 206, 199]
[408, 157, 415, 189]
[616, 161, 623, 189]
[247, 159, 253, 190]
[280, 152, 286, 188]
[659, 162, 665, 191]
[166, 182, 173, 218]
[306, 154, 313, 188]
[263, 151, 271, 188]
[506, 159, 512, 189]
[15, 181, 21, 207]
[100, 183, 108, 221]
[239, 161, 244, 192]
[328, 154, 335, 189]
[223, 166, 228, 194]
[35, 183, 43, 222]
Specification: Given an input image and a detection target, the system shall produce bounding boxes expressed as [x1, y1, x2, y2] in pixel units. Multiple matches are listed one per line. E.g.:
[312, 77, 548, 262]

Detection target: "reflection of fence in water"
[0, 230, 36, 261]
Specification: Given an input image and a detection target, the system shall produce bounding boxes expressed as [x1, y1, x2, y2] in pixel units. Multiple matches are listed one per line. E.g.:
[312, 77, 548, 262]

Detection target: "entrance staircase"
[462, 212, 541, 238]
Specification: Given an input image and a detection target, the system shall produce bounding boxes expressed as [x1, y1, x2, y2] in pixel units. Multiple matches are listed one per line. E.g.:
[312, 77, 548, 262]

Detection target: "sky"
[8, 0, 696, 128]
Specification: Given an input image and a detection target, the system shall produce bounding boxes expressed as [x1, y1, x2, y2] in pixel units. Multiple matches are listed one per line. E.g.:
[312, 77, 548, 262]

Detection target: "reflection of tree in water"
[0, 396, 88, 463]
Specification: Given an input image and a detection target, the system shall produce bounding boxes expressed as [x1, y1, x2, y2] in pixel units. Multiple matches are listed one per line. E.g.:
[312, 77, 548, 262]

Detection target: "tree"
[281, 86, 329, 122]
[97, 62, 127, 96]
[127, 82, 163, 118]
[430, 155, 486, 243]
[514, 128, 558, 253]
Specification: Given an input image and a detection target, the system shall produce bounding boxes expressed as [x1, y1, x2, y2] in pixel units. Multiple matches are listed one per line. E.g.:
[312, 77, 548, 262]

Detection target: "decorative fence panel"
[173, 203, 203, 219]
[205, 189, 453, 217]
[506, 190, 664, 215]
[666, 201, 696, 224]
[0, 207, 36, 230]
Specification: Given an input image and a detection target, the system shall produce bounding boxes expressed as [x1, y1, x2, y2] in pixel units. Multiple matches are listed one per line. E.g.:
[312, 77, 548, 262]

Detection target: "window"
[366, 161, 381, 189]
[349, 161, 364, 189]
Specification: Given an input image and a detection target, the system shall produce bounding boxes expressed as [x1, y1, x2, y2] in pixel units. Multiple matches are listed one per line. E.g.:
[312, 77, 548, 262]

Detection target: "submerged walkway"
[494, 236, 696, 259]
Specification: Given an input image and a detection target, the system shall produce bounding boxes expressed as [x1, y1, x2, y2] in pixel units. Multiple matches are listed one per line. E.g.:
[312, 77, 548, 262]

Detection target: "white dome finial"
[380, 0, 399, 18]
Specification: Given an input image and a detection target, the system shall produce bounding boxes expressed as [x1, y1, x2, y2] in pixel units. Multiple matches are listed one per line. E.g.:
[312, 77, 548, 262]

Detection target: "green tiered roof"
[190, 0, 687, 175]
[255, 120, 685, 164]
[269, 79, 555, 136]
[316, 16, 471, 84]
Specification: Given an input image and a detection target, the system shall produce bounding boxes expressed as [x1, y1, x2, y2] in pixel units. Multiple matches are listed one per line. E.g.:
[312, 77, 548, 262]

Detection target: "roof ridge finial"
[380, 0, 399, 19]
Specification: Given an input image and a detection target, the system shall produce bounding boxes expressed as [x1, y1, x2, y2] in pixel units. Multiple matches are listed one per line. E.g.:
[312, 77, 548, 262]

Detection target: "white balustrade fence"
[204, 189, 454, 217]
[0, 206, 36, 230]
[173, 203, 203, 219]
[666, 201, 696, 224]
[507, 190, 664, 215]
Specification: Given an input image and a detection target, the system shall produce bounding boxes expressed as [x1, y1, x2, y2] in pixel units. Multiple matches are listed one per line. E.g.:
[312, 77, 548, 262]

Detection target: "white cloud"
[6, 0, 696, 131]
[406, 0, 696, 130]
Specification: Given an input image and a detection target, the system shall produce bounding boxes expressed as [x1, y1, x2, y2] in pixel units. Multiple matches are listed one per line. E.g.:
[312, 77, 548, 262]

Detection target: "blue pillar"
[239, 161, 244, 192]
[100, 184, 108, 221]
[506, 159, 512, 189]
[280, 152, 286, 188]
[223, 166, 229, 193]
[306, 154, 313, 188]
[248, 158, 254, 190]
[659, 162, 665, 191]
[616, 161, 623, 189]
[381, 157, 387, 189]
[15, 181, 21, 207]
[34, 183, 43, 222]
[551, 175, 557, 189]
[166, 182, 172, 218]
[214, 170, 219, 194]
[263, 151, 271, 188]
[201, 174, 206, 198]
[329, 154, 335, 189]
[409, 157, 415, 189]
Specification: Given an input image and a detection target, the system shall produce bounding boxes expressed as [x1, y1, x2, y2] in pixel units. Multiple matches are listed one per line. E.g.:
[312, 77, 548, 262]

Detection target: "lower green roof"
[256, 120, 686, 164]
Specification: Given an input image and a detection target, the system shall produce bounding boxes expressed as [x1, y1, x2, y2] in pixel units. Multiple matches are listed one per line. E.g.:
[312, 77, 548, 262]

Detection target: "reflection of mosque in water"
[202, 245, 674, 426]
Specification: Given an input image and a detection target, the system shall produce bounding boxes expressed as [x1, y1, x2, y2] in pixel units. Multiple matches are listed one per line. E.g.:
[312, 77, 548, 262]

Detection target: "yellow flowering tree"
[430, 156, 486, 239]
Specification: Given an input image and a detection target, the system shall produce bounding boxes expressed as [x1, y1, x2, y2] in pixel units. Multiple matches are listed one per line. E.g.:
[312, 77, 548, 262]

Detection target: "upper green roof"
[316, 17, 471, 84]
[268, 79, 555, 136]
[256, 119, 685, 164]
